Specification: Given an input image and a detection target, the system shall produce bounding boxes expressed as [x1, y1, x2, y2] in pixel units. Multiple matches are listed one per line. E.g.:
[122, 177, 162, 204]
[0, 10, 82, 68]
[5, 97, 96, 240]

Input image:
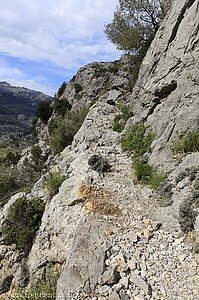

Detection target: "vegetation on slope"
[0, 143, 47, 208]
[49, 105, 89, 154]
[172, 130, 199, 154]
[112, 104, 133, 132]
[2, 197, 44, 253]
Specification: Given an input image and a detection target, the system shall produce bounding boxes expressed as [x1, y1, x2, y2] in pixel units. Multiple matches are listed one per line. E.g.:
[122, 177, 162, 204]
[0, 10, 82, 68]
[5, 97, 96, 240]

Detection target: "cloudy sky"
[0, 0, 120, 95]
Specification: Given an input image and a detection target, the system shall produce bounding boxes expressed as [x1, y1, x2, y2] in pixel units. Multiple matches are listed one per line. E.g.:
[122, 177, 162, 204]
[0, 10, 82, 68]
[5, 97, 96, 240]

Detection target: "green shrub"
[19, 157, 42, 190]
[109, 61, 123, 74]
[2, 197, 44, 252]
[93, 65, 107, 77]
[36, 101, 53, 125]
[4, 151, 21, 166]
[0, 147, 22, 207]
[0, 147, 21, 166]
[54, 97, 72, 116]
[0, 176, 20, 207]
[57, 81, 66, 97]
[133, 159, 165, 189]
[49, 106, 89, 154]
[0, 146, 44, 208]
[112, 105, 133, 132]
[74, 83, 83, 93]
[88, 154, 111, 173]
[49, 117, 70, 154]
[31, 144, 45, 172]
[45, 172, 65, 196]
[119, 104, 133, 120]
[122, 124, 155, 157]
[172, 130, 199, 154]
[15, 271, 58, 300]
[112, 115, 124, 132]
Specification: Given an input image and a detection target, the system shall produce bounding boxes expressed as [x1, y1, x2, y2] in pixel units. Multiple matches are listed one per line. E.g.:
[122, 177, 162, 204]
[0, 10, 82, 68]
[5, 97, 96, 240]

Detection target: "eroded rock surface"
[0, 0, 199, 299]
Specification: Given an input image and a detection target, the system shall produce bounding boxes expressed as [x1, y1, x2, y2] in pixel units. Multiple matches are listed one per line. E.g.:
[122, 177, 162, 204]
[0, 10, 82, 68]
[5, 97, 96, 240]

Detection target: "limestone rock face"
[131, 0, 199, 171]
[127, 0, 199, 230]
[160, 0, 174, 14]
[57, 216, 107, 299]
[0, 0, 199, 299]
[59, 57, 133, 109]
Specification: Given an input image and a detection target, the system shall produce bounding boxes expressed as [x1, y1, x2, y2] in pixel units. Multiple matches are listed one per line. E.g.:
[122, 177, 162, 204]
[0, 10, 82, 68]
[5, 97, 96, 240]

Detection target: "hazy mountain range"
[0, 82, 52, 143]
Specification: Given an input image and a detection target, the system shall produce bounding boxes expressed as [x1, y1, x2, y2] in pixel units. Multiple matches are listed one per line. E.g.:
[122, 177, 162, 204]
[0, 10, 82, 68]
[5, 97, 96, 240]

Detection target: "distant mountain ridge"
[0, 82, 52, 143]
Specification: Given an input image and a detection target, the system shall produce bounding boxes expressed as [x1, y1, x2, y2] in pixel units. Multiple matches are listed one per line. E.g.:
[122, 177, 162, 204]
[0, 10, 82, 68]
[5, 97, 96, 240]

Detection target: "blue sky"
[0, 0, 120, 95]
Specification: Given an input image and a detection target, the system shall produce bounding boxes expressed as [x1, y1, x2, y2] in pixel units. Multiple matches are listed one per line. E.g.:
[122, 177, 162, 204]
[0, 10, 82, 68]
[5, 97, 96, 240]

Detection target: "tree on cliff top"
[104, 0, 162, 61]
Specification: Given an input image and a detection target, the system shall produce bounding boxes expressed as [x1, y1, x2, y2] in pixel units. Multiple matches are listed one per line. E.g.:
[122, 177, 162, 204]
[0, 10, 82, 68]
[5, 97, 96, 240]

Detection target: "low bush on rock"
[93, 65, 108, 77]
[133, 159, 165, 189]
[0, 175, 20, 207]
[172, 130, 199, 154]
[54, 97, 72, 117]
[57, 81, 66, 97]
[49, 105, 89, 154]
[15, 270, 58, 300]
[74, 82, 83, 93]
[121, 124, 155, 157]
[0, 147, 23, 207]
[0, 150, 21, 166]
[45, 172, 65, 196]
[122, 124, 166, 189]
[88, 154, 111, 173]
[112, 104, 133, 132]
[2, 197, 44, 253]
[31, 144, 46, 173]
[36, 101, 53, 125]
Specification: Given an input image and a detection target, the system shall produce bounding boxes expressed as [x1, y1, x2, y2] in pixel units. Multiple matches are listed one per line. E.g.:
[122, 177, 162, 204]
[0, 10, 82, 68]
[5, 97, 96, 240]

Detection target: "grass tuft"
[133, 159, 165, 189]
[122, 124, 155, 157]
[172, 130, 199, 154]
[45, 172, 65, 196]
[112, 104, 133, 132]
[15, 271, 58, 300]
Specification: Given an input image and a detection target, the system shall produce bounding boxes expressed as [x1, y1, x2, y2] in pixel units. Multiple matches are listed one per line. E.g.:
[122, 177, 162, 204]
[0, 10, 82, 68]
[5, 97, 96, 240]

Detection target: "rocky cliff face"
[59, 58, 134, 108]
[0, 0, 199, 299]
[160, 0, 174, 14]
[129, 0, 199, 228]
[0, 82, 52, 142]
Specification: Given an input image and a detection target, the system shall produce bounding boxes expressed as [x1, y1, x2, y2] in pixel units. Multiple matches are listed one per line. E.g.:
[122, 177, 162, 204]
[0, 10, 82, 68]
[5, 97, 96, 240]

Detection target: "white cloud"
[0, 66, 22, 78]
[4, 78, 55, 95]
[0, 57, 55, 95]
[0, 0, 120, 70]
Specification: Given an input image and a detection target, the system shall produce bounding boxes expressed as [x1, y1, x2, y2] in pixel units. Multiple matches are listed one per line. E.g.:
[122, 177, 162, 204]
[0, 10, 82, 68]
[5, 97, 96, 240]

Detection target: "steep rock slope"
[129, 0, 199, 228]
[0, 0, 199, 299]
